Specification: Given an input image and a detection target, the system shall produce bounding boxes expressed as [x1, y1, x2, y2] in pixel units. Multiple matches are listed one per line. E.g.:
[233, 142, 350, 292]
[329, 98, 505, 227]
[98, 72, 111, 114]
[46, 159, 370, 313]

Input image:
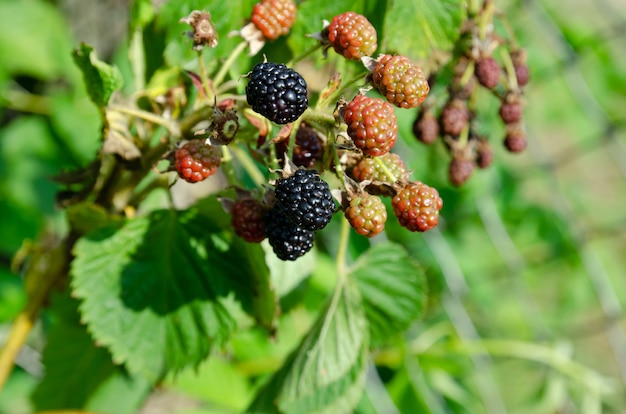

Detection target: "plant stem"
[499, 48, 519, 92]
[317, 72, 368, 109]
[197, 50, 214, 102]
[0, 237, 72, 392]
[229, 145, 266, 188]
[108, 105, 180, 136]
[374, 156, 398, 183]
[213, 41, 248, 90]
[287, 43, 323, 67]
[336, 216, 351, 278]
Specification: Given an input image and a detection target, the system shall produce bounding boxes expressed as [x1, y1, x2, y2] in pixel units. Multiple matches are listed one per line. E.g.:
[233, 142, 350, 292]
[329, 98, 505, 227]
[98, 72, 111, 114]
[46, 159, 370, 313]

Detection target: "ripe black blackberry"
[274, 169, 335, 231]
[264, 206, 315, 261]
[246, 62, 308, 124]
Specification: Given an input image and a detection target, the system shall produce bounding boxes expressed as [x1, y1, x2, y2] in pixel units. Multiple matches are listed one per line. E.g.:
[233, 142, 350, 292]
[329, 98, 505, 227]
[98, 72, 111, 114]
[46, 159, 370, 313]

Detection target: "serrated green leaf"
[72, 43, 123, 107]
[248, 280, 368, 414]
[71, 209, 239, 381]
[350, 243, 427, 348]
[32, 294, 150, 413]
[382, 0, 465, 59]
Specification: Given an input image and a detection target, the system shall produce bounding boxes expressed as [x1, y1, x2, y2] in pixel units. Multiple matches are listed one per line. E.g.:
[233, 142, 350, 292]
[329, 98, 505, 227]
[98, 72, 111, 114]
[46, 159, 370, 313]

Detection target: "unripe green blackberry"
[345, 193, 387, 238]
[350, 152, 408, 194]
[246, 62, 308, 124]
[370, 54, 429, 108]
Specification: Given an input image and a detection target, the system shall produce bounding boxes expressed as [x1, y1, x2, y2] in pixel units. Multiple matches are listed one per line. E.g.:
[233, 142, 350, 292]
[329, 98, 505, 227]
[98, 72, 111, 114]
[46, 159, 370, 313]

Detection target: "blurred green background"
[1, 0, 626, 413]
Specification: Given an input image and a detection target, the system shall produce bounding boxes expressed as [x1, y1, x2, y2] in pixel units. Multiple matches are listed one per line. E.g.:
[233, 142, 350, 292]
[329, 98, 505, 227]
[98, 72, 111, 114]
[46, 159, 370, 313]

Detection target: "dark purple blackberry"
[264, 207, 314, 261]
[275, 124, 324, 168]
[274, 169, 335, 231]
[246, 62, 308, 124]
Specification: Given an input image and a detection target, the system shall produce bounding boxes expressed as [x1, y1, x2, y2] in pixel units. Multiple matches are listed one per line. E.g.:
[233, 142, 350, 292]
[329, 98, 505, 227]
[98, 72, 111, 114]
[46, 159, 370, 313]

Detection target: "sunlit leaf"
[350, 243, 427, 347]
[248, 280, 368, 414]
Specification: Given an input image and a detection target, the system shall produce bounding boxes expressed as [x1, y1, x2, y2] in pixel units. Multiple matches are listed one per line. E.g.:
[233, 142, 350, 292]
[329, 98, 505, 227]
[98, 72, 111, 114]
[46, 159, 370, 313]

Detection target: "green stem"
[229, 145, 266, 188]
[335, 216, 351, 278]
[317, 72, 368, 109]
[287, 43, 323, 67]
[108, 105, 180, 137]
[458, 124, 470, 148]
[499, 48, 519, 92]
[374, 156, 398, 183]
[301, 108, 336, 127]
[213, 41, 248, 90]
[197, 50, 214, 102]
[3, 88, 50, 115]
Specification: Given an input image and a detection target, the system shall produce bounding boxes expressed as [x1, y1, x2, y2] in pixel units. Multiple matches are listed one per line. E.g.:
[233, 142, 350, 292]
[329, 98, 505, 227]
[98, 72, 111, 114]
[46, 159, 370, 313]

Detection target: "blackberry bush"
[4, 2, 544, 414]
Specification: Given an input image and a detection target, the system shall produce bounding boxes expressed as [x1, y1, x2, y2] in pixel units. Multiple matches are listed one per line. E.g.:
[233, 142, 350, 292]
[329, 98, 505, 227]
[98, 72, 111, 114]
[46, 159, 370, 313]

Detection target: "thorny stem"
[213, 41, 248, 90]
[302, 108, 336, 127]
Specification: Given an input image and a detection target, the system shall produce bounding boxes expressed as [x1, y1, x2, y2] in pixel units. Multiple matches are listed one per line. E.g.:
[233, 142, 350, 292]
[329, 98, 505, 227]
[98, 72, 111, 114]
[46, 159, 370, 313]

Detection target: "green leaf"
[350, 243, 427, 347]
[72, 43, 123, 107]
[71, 209, 239, 381]
[248, 280, 368, 414]
[382, 0, 466, 59]
[32, 294, 150, 413]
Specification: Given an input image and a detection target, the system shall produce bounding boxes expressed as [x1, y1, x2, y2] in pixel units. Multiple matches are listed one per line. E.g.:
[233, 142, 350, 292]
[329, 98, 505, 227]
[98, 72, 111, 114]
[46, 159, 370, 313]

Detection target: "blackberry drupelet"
[246, 62, 308, 124]
[264, 206, 315, 261]
[274, 169, 335, 231]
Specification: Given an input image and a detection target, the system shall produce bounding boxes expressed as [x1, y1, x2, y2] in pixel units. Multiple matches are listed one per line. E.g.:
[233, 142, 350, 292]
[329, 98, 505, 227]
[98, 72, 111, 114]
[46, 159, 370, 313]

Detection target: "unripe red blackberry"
[449, 157, 475, 186]
[475, 57, 501, 89]
[343, 95, 398, 157]
[475, 139, 494, 169]
[326, 12, 377, 60]
[250, 0, 297, 40]
[274, 169, 335, 231]
[392, 181, 443, 232]
[246, 62, 308, 124]
[504, 131, 527, 153]
[174, 140, 221, 183]
[231, 198, 267, 243]
[440, 98, 470, 137]
[370, 54, 429, 108]
[499, 101, 523, 124]
[413, 108, 439, 145]
[345, 193, 387, 238]
[275, 124, 324, 168]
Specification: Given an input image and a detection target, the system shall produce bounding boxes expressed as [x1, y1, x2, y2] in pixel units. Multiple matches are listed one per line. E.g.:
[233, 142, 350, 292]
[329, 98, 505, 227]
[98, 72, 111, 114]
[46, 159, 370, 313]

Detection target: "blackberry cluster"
[264, 206, 315, 261]
[261, 169, 335, 260]
[246, 62, 308, 124]
[274, 169, 335, 231]
[410, 7, 530, 186]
